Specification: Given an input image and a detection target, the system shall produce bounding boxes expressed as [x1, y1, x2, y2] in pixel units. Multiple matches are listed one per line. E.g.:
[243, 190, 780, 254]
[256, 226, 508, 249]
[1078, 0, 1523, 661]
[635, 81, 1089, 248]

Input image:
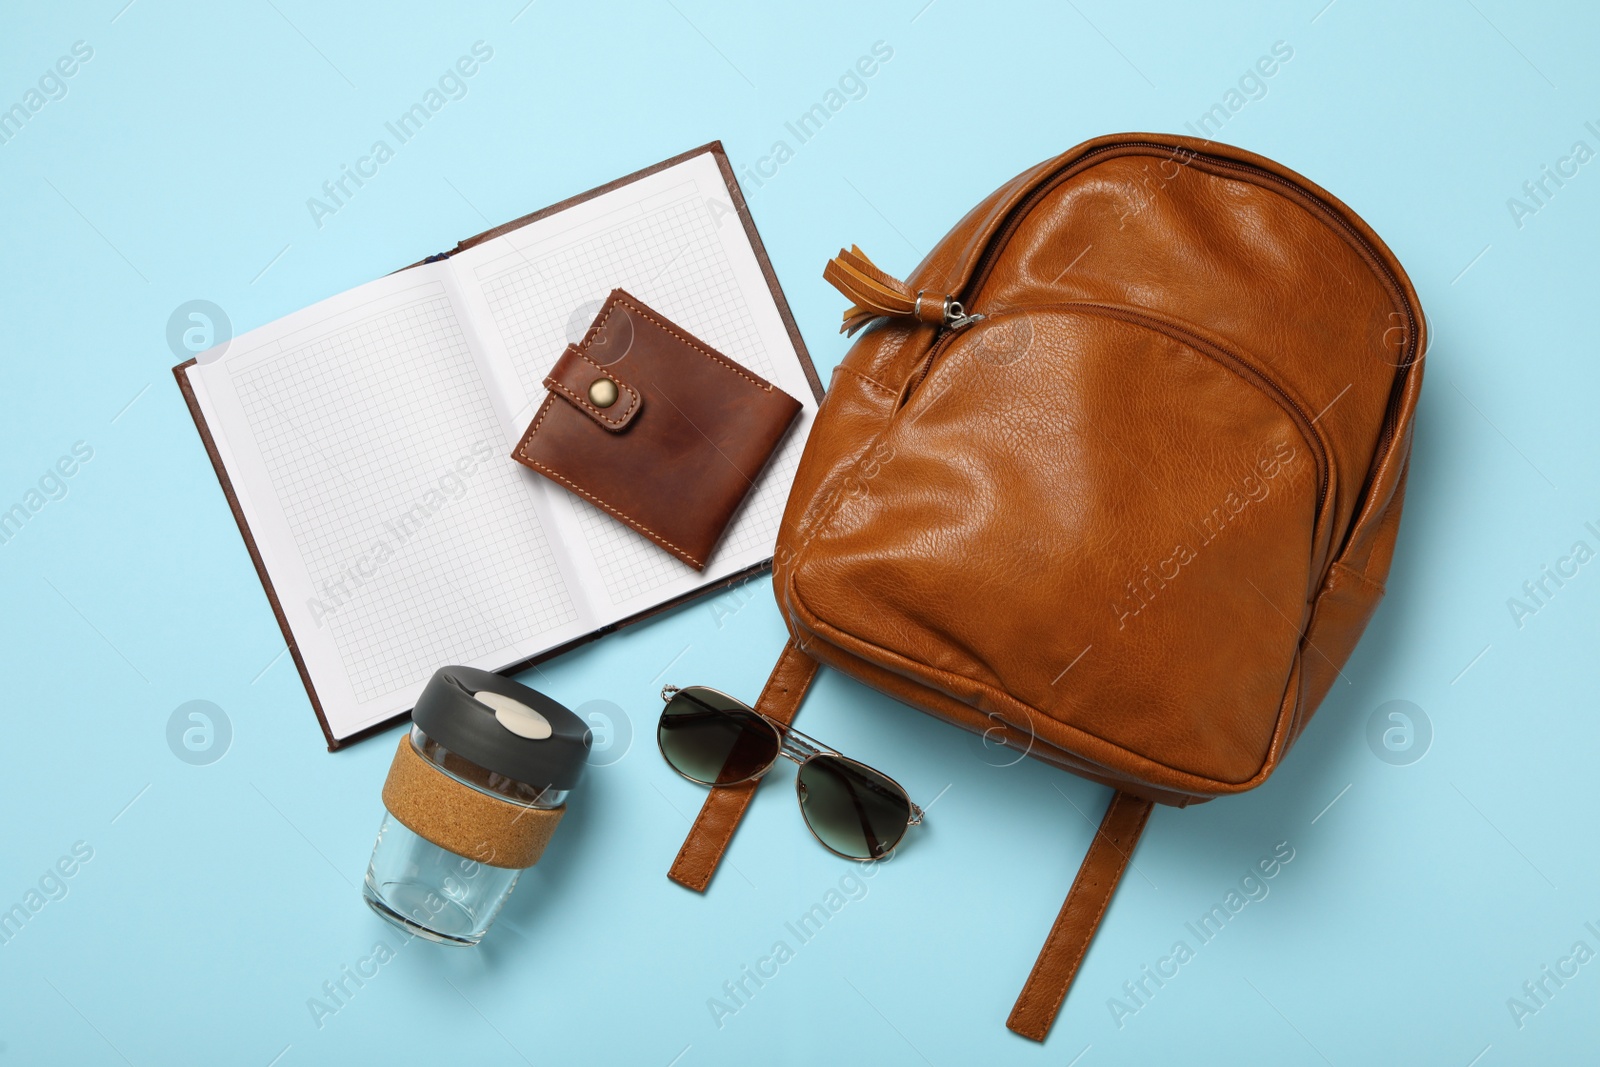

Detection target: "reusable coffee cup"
[363, 665, 590, 945]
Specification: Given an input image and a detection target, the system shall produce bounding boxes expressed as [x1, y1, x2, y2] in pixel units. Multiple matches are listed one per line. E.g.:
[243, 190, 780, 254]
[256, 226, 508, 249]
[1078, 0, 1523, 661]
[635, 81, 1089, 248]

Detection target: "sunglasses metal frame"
[658, 684, 925, 860]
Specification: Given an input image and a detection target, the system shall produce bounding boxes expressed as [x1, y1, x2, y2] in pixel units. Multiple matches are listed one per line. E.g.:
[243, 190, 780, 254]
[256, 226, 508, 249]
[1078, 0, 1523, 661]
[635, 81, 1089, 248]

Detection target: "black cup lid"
[411, 666, 590, 791]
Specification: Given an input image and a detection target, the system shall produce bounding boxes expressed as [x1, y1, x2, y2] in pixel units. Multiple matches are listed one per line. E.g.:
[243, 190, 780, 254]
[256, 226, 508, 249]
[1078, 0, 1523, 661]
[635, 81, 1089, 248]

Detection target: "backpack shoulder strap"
[667, 638, 819, 892]
[666, 639, 1151, 1042]
[1007, 789, 1154, 1041]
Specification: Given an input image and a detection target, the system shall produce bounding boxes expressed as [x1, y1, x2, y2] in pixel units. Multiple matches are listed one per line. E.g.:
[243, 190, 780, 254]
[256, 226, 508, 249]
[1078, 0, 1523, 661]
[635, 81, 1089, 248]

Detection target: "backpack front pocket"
[788, 305, 1333, 789]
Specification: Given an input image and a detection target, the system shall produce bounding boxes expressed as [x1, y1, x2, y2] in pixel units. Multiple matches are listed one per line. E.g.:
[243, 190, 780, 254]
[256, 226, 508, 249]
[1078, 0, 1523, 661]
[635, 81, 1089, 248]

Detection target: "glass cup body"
[363, 725, 566, 945]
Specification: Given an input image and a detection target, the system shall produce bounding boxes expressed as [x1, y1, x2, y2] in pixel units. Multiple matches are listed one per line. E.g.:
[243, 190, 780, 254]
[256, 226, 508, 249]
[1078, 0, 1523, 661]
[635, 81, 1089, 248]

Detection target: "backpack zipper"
[909, 300, 1331, 525]
[1063, 301, 1329, 523]
[902, 141, 1420, 402]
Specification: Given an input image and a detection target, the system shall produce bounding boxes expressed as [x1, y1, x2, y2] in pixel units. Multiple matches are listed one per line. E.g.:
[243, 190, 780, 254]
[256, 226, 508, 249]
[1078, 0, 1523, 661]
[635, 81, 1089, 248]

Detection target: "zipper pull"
[824, 246, 962, 336]
[943, 300, 982, 330]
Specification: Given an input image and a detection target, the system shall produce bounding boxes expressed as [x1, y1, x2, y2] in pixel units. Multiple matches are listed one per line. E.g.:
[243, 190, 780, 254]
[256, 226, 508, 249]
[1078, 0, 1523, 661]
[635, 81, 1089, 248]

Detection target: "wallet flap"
[543, 345, 642, 432]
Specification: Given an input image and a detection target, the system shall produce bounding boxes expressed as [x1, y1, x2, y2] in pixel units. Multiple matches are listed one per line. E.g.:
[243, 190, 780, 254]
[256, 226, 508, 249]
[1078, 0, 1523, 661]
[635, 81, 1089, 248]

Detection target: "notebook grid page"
[230, 292, 577, 702]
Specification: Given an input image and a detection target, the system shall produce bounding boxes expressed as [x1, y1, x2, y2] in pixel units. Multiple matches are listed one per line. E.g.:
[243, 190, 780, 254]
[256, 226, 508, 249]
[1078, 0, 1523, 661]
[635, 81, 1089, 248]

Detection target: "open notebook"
[176, 144, 821, 748]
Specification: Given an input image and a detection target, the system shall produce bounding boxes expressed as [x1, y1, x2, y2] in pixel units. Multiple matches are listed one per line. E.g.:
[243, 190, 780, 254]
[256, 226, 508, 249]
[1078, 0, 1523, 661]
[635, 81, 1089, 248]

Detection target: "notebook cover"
[173, 142, 822, 751]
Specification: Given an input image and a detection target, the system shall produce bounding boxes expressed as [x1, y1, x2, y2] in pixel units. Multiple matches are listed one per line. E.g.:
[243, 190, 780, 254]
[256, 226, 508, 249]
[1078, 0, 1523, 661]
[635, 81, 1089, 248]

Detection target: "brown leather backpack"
[668, 132, 1426, 1041]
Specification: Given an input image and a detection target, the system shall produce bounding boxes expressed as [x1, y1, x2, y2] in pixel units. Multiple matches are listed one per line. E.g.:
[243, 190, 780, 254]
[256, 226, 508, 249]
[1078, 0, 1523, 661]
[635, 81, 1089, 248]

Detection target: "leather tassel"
[823, 246, 948, 335]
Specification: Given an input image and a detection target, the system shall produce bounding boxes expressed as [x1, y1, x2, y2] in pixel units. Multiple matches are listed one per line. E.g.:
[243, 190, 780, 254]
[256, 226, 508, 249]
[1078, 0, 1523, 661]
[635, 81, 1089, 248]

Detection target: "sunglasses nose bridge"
[777, 729, 820, 765]
[773, 719, 837, 762]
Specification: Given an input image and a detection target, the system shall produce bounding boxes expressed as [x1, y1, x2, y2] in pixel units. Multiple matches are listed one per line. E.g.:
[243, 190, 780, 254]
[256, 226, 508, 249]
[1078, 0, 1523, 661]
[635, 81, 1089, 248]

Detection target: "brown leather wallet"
[512, 290, 801, 569]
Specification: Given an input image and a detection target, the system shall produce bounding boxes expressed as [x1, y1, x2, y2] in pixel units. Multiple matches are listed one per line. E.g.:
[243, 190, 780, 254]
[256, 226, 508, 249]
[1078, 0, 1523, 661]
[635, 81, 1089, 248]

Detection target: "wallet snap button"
[587, 377, 619, 408]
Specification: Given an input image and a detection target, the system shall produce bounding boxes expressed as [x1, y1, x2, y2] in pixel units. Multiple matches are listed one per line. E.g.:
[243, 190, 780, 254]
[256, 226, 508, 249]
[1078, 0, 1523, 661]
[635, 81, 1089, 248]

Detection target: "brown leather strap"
[1007, 789, 1154, 1042]
[667, 638, 820, 892]
[543, 344, 642, 431]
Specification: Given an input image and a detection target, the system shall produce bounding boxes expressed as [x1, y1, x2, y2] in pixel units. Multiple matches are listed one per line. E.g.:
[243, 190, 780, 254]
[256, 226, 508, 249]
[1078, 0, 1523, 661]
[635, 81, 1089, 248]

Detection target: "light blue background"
[1, 1, 1596, 1064]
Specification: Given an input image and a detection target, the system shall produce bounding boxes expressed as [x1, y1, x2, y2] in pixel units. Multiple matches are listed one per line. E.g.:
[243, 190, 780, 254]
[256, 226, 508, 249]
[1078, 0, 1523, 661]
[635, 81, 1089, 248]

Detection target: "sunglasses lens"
[658, 689, 780, 785]
[796, 755, 912, 860]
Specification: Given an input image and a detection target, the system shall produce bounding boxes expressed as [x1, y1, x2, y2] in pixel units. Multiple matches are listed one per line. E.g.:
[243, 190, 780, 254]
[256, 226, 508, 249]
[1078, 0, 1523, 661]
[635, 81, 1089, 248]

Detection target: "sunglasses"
[657, 685, 924, 860]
